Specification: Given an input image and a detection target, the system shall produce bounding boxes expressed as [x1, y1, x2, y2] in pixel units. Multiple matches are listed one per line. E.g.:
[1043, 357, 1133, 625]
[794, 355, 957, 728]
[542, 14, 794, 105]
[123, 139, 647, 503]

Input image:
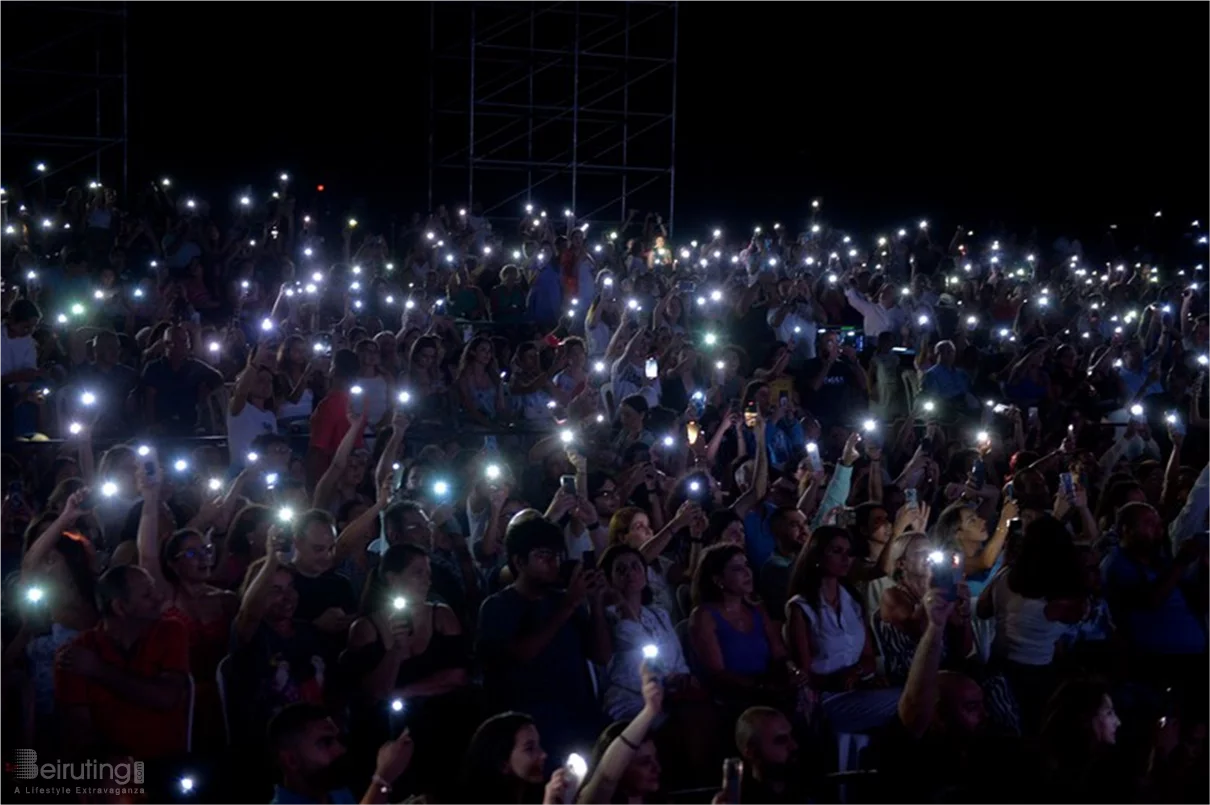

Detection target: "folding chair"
[185, 673, 196, 753]
[216, 655, 232, 746]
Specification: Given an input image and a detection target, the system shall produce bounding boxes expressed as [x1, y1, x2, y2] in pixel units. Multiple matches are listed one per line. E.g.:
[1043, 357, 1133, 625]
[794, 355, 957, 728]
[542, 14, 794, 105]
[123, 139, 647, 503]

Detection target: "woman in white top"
[785, 527, 901, 734]
[599, 543, 690, 720]
[976, 515, 1085, 732]
[274, 335, 324, 424]
[350, 338, 392, 435]
[227, 355, 279, 469]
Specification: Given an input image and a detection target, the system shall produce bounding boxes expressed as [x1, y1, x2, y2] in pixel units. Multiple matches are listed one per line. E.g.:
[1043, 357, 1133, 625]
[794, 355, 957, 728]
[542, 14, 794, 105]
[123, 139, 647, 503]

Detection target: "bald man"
[140, 325, 222, 435]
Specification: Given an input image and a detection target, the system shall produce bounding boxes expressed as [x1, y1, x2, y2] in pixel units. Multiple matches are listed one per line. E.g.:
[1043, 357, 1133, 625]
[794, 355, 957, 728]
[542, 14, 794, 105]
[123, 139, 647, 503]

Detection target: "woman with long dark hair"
[342, 544, 474, 795]
[687, 544, 802, 715]
[2, 490, 99, 750]
[977, 515, 1086, 732]
[1036, 677, 1130, 801]
[137, 463, 238, 754]
[460, 711, 575, 804]
[785, 526, 901, 734]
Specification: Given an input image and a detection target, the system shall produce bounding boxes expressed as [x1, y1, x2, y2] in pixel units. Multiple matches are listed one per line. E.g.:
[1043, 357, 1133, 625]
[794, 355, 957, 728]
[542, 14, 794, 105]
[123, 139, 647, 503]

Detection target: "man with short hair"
[54, 565, 189, 760]
[1102, 501, 1207, 672]
[70, 330, 138, 437]
[477, 515, 612, 765]
[267, 703, 414, 805]
[140, 324, 223, 435]
[1, 298, 44, 440]
[289, 509, 356, 656]
[920, 340, 972, 407]
[734, 706, 807, 804]
[758, 507, 809, 619]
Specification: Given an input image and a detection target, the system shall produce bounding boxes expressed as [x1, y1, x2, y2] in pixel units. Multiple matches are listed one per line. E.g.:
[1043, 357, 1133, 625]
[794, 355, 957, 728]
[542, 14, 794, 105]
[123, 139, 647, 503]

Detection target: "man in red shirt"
[307, 348, 365, 486]
[55, 564, 190, 761]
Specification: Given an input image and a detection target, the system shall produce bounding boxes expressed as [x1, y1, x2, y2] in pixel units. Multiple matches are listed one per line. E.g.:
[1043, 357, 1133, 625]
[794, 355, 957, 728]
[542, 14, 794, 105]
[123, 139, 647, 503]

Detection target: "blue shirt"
[920, 363, 970, 401]
[270, 785, 355, 804]
[526, 263, 563, 325]
[1118, 362, 1163, 399]
[743, 501, 778, 569]
[1101, 547, 1207, 655]
[741, 418, 806, 474]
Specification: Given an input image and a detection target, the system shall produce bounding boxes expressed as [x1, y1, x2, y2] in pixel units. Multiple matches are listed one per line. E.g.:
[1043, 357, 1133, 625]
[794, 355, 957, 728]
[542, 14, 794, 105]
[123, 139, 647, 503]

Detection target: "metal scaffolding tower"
[1, 1, 129, 196]
[428, 1, 678, 232]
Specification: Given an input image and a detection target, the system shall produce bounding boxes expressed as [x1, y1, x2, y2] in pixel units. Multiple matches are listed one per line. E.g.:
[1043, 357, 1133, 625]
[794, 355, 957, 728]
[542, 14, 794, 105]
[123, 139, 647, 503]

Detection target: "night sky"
[6, 2, 1208, 244]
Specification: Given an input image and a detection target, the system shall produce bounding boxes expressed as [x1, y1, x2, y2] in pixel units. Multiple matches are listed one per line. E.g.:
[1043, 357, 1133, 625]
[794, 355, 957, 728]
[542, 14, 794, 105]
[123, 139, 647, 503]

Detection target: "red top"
[309, 389, 364, 454]
[55, 618, 190, 759]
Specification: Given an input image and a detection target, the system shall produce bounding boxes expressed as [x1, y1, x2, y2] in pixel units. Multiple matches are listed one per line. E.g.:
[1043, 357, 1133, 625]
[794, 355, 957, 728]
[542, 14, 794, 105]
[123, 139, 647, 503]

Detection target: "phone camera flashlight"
[566, 754, 588, 779]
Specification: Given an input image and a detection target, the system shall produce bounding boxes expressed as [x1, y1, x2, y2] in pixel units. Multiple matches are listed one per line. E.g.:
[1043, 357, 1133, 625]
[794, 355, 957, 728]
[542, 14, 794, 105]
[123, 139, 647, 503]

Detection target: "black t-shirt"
[141, 357, 221, 431]
[228, 619, 329, 745]
[876, 719, 1033, 803]
[291, 569, 357, 623]
[798, 357, 862, 427]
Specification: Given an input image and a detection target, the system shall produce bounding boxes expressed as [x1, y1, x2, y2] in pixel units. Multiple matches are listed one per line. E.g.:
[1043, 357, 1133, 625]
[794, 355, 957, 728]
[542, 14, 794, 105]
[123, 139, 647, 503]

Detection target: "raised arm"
[135, 459, 167, 591]
[898, 590, 950, 739]
[313, 410, 368, 508]
[577, 666, 663, 805]
[21, 489, 89, 574]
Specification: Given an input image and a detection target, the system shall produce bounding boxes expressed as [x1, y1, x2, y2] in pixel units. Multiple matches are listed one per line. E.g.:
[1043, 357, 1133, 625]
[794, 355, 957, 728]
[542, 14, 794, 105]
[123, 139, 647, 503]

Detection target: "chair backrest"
[185, 672, 196, 753]
[215, 654, 232, 746]
[901, 369, 919, 412]
[600, 381, 615, 420]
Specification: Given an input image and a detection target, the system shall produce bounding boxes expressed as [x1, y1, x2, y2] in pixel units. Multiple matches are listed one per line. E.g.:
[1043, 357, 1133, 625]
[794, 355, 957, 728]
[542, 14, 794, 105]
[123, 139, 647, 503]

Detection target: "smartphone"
[1027, 406, 1039, 425]
[722, 758, 743, 805]
[644, 357, 659, 380]
[1059, 472, 1076, 501]
[484, 435, 499, 453]
[969, 457, 986, 488]
[778, 391, 789, 409]
[560, 474, 577, 495]
[677, 280, 696, 293]
[929, 550, 961, 601]
[904, 488, 918, 508]
[582, 550, 597, 572]
[836, 508, 857, 528]
[1003, 481, 1015, 501]
[558, 559, 579, 588]
[744, 401, 759, 428]
[806, 442, 823, 472]
[690, 391, 706, 417]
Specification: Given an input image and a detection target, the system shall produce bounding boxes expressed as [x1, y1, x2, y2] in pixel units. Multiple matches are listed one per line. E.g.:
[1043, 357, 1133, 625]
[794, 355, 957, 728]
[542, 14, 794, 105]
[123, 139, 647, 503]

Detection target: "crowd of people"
[0, 175, 1207, 804]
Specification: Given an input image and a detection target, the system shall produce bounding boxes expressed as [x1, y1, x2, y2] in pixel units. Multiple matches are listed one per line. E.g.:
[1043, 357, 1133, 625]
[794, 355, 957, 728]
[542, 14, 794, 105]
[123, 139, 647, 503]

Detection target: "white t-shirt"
[227, 402, 278, 468]
[278, 387, 314, 422]
[790, 587, 866, 675]
[1, 326, 38, 385]
[987, 572, 1069, 666]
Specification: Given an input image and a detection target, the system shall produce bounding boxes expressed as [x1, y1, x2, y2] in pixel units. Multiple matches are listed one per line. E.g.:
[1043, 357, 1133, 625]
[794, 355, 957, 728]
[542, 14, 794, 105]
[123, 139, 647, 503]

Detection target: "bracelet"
[618, 733, 640, 750]
[371, 774, 391, 794]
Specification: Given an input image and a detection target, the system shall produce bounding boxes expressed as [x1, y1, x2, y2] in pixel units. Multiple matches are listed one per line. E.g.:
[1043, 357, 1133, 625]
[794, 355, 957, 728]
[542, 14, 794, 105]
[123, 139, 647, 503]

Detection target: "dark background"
[5, 2, 1208, 244]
